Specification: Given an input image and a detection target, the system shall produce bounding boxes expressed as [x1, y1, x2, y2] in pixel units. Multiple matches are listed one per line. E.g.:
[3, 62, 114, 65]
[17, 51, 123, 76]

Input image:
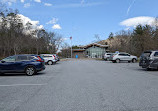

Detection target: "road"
[0, 59, 158, 111]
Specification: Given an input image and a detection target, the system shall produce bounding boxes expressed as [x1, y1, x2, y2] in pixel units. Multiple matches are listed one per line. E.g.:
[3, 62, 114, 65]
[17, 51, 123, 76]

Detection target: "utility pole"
[70, 37, 72, 58]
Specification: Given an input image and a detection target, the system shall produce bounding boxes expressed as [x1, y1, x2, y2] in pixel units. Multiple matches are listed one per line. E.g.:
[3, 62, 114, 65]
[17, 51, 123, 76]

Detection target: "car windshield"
[142, 52, 152, 57]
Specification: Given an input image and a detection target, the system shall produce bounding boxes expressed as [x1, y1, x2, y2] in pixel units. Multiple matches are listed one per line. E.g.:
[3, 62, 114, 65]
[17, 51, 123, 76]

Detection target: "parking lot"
[0, 59, 158, 111]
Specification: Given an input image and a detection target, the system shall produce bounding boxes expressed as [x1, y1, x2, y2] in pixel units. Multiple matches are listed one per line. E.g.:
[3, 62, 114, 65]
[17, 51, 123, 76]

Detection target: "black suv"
[139, 50, 158, 70]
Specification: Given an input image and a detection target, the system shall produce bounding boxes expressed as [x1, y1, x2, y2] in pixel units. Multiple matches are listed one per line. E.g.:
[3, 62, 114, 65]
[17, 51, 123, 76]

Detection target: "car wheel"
[116, 59, 120, 63]
[25, 66, 36, 76]
[132, 58, 137, 63]
[104, 58, 107, 61]
[0, 72, 4, 75]
[47, 61, 53, 65]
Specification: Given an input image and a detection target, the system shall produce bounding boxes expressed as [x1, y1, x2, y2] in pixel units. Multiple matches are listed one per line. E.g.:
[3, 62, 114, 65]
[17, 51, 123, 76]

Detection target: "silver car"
[139, 50, 158, 70]
[40, 54, 57, 65]
[110, 52, 137, 63]
[103, 53, 113, 61]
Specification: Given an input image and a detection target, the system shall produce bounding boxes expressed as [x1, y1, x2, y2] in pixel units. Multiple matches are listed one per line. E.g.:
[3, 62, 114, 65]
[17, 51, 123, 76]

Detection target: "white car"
[110, 52, 137, 63]
[40, 54, 57, 65]
[103, 53, 113, 60]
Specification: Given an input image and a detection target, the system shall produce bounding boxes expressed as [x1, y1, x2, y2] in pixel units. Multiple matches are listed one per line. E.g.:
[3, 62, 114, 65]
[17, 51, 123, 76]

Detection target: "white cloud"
[46, 18, 58, 24]
[24, 3, 30, 8]
[47, 18, 61, 30]
[21, 0, 24, 3]
[18, 14, 43, 30]
[0, 14, 43, 36]
[120, 16, 156, 27]
[52, 24, 62, 30]
[34, 0, 41, 3]
[1, 0, 16, 6]
[8, 2, 12, 6]
[44, 3, 52, 6]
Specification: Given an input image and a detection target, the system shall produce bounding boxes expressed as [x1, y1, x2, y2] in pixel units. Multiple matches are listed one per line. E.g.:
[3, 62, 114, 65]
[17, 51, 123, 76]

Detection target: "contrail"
[127, 0, 136, 15]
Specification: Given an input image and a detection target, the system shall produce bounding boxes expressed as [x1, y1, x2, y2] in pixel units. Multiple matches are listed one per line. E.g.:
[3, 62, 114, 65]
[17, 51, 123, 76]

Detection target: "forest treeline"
[101, 21, 158, 57]
[0, 5, 62, 58]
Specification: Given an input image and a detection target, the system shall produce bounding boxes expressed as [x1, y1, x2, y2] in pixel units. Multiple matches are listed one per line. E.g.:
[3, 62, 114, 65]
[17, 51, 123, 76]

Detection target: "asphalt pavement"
[0, 59, 158, 111]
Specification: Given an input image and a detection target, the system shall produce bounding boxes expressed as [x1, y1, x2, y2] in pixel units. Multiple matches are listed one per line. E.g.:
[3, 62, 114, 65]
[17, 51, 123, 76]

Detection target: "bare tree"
[0, 6, 64, 58]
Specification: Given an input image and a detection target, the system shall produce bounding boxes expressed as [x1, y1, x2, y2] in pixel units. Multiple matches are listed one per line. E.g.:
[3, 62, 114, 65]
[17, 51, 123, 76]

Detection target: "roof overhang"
[83, 43, 109, 48]
[72, 49, 85, 52]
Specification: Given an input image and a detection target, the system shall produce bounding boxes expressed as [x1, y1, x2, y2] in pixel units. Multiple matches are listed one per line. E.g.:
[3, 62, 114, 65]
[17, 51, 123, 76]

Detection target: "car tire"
[47, 61, 53, 65]
[116, 59, 120, 63]
[132, 58, 137, 63]
[0, 72, 4, 75]
[25, 66, 36, 76]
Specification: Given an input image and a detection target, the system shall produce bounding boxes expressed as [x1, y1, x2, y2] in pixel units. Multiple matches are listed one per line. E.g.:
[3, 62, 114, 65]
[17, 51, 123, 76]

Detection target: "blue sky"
[1, 0, 158, 45]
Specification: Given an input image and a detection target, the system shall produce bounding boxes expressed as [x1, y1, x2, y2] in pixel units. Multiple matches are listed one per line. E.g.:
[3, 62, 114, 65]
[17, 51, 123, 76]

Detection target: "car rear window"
[154, 52, 158, 57]
[42, 55, 52, 58]
[142, 52, 152, 57]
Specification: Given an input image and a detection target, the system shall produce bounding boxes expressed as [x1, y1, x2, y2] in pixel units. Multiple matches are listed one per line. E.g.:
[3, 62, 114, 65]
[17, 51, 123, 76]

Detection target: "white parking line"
[0, 83, 47, 87]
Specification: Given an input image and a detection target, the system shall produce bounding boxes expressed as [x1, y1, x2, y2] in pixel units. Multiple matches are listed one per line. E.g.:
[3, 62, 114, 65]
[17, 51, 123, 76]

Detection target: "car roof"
[105, 53, 113, 54]
[143, 50, 158, 53]
[118, 52, 129, 54]
[14, 54, 39, 56]
[151, 50, 158, 52]
[41, 54, 53, 55]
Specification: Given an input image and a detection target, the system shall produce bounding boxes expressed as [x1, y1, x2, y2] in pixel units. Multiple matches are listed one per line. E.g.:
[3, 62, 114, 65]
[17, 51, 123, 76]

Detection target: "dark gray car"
[139, 50, 158, 70]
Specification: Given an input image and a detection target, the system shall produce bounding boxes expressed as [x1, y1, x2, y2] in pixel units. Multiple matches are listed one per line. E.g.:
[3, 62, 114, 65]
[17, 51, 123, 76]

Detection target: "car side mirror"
[1, 61, 5, 63]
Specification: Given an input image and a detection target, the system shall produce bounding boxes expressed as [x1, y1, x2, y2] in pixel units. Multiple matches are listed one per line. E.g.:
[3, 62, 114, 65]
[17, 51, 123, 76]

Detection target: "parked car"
[53, 54, 60, 61]
[110, 52, 137, 63]
[139, 50, 158, 70]
[0, 54, 45, 76]
[103, 53, 113, 61]
[40, 54, 57, 65]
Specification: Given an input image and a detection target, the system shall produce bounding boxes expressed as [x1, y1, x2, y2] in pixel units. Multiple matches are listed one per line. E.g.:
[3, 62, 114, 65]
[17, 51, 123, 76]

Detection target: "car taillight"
[52, 55, 55, 58]
[36, 56, 44, 62]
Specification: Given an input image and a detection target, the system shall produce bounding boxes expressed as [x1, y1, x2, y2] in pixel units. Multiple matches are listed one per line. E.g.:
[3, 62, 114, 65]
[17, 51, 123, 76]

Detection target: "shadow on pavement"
[0, 72, 46, 76]
[134, 68, 158, 72]
[45, 62, 60, 66]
